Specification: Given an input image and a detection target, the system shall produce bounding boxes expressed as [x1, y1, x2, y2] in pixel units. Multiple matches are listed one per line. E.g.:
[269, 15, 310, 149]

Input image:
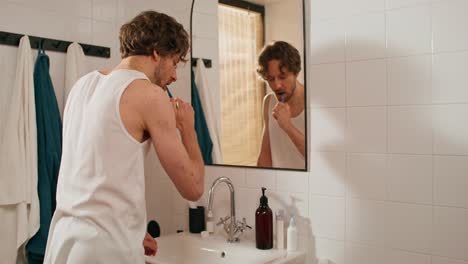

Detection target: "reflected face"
[153, 54, 180, 88]
[265, 59, 297, 102]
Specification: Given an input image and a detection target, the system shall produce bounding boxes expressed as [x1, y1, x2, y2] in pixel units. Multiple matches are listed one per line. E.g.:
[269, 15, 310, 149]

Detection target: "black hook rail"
[0, 31, 111, 58]
[191, 57, 212, 68]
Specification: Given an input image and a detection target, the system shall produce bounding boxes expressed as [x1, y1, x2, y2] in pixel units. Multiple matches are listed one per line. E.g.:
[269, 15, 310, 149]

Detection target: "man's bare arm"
[132, 80, 204, 201]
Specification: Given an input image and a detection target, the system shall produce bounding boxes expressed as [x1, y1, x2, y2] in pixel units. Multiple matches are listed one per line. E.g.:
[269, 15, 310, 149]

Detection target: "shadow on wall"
[306, 36, 439, 264]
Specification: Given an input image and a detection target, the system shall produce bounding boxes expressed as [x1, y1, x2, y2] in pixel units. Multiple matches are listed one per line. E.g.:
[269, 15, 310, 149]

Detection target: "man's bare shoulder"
[124, 79, 171, 109]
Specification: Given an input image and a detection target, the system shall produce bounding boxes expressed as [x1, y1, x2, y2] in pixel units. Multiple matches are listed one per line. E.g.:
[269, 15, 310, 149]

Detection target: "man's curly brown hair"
[257, 41, 301, 79]
[119, 10, 189, 62]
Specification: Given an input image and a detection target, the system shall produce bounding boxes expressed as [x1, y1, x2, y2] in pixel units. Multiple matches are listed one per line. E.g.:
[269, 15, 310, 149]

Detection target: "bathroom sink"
[145, 232, 305, 264]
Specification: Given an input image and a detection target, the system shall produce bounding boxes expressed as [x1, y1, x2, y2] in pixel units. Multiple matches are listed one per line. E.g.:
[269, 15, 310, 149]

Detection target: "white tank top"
[50, 69, 150, 254]
[266, 93, 305, 169]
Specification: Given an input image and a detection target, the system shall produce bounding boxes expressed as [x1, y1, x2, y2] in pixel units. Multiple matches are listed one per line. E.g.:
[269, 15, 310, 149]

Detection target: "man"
[257, 41, 305, 169]
[44, 11, 204, 263]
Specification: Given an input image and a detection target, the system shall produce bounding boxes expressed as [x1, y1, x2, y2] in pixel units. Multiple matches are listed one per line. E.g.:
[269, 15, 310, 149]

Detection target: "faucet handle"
[236, 217, 252, 231]
[216, 216, 231, 226]
[243, 218, 252, 229]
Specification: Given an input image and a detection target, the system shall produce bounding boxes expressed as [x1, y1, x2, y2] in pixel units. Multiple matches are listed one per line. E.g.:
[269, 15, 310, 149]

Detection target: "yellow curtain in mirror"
[218, 4, 264, 166]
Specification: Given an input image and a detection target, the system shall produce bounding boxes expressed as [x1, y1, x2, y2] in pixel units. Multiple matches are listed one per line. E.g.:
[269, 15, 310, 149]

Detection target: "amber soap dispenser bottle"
[256, 187, 273, 249]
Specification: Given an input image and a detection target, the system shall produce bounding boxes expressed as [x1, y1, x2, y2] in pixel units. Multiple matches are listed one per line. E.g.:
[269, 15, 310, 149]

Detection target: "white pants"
[44, 216, 144, 264]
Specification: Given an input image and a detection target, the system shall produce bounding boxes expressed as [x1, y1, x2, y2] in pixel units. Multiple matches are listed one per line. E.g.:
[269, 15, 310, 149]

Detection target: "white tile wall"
[309, 151, 346, 196]
[388, 106, 433, 154]
[387, 55, 432, 105]
[347, 153, 387, 200]
[433, 105, 468, 155]
[432, 51, 468, 103]
[310, 107, 346, 152]
[432, 0, 468, 53]
[346, 107, 387, 153]
[345, 13, 386, 61]
[346, 59, 387, 106]
[310, 19, 346, 64]
[387, 154, 432, 204]
[386, 5, 432, 57]
[310, 63, 346, 107]
[309, 195, 345, 240]
[433, 207, 468, 260]
[434, 156, 468, 208]
[384, 202, 432, 253]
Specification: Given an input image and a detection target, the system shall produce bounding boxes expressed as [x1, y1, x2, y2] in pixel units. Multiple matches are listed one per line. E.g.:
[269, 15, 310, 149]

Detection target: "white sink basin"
[145, 232, 305, 264]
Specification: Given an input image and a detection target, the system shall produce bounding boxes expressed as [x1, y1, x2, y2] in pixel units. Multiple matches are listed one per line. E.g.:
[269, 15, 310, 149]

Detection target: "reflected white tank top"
[48, 69, 151, 258]
[267, 93, 305, 169]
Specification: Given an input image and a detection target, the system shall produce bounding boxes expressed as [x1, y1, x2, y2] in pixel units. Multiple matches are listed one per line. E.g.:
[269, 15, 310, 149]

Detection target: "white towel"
[194, 59, 223, 164]
[0, 35, 39, 263]
[64, 42, 86, 105]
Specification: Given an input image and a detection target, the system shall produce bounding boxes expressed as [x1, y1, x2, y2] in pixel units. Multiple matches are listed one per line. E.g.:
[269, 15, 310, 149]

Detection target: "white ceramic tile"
[192, 36, 218, 60]
[433, 105, 468, 155]
[315, 238, 345, 264]
[347, 107, 387, 153]
[345, 13, 386, 61]
[205, 166, 246, 188]
[387, 154, 432, 204]
[432, 256, 468, 264]
[433, 206, 468, 261]
[345, 0, 385, 16]
[235, 188, 258, 231]
[433, 0, 468, 52]
[309, 152, 346, 196]
[388, 106, 433, 154]
[276, 170, 308, 193]
[387, 55, 432, 105]
[384, 202, 432, 253]
[433, 52, 468, 103]
[270, 191, 309, 223]
[193, 0, 217, 15]
[309, 195, 345, 240]
[93, 0, 117, 22]
[245, 169, 276, 189]
[387, 6, 432, 57]
[346, 198, 387, 245]
[310, 108, 346, 152]
[434, 156, 468, 208]
[386, 0, 432, 10]
[75, 18, 93, 44]
[347, 153, 387, 200]
[192, 12, 217, 40]
[345, 243, 386, 264]
[310, 19, 345, 64]
[92, 20, 117, 46]
[385, 249, 431, 264]
[310, 0, 348, 21]
[309, 63, 346, 107]
[346, 59, 387, 106]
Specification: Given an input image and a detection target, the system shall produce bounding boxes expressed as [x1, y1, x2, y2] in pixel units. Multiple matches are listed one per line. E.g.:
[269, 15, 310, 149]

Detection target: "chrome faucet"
[208, 177, 251, 243]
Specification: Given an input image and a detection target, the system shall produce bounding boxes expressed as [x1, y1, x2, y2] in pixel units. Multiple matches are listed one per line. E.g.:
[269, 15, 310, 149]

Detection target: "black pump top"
[260, 187, 268, 206]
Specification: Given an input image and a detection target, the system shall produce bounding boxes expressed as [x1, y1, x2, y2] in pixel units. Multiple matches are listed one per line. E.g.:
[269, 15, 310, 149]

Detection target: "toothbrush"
[166, 86, 173, 98]
[281, 94, 285, 103]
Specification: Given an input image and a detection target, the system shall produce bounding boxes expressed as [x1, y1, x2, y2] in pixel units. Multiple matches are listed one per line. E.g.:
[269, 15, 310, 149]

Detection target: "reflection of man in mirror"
[43, 11, 204, 263]
[257, 41, 305, 169]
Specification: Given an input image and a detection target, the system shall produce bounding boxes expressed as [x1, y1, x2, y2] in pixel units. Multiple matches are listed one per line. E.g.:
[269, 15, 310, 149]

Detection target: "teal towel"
[26, 44, 62, 263]
[191, 69, 213, 165]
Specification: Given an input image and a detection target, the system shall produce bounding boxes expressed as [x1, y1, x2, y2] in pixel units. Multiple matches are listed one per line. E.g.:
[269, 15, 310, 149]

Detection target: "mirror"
[191, 0, 307, 171]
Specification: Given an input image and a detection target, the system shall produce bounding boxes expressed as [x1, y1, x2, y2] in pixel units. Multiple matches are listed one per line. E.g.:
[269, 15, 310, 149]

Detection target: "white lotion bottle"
[276, 210, 284, 249]
[286, 216, 297, 252]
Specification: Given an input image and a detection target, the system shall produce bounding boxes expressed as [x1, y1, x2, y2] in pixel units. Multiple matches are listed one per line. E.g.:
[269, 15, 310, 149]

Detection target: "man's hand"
[143, 232, 157, 256]
[171, 98, 195, 133]
[272, 102, 292, 131]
